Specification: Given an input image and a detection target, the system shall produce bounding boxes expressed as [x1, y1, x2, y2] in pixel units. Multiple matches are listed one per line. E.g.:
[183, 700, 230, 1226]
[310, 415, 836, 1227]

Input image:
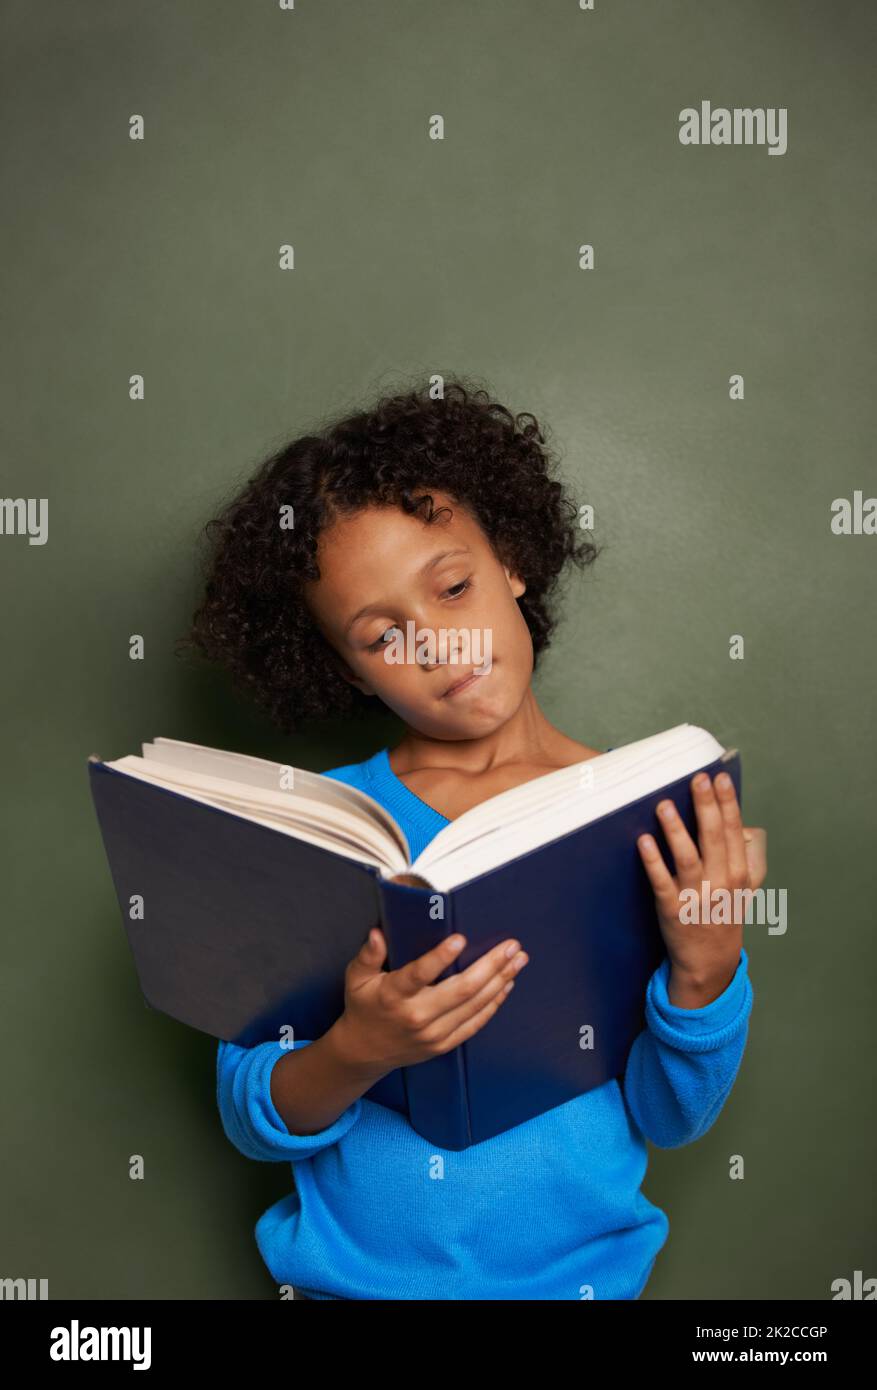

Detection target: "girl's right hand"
[331, 929, 529, 1076]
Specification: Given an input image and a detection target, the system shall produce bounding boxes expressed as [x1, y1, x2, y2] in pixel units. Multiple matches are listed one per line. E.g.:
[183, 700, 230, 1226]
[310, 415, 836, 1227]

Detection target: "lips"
[442, 668, 486, 698]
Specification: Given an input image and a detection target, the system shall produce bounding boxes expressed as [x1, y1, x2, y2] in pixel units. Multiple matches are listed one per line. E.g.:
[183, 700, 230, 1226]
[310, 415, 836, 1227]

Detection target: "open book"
[91, 723, 732, 891]
[88, 724, 741, 1149]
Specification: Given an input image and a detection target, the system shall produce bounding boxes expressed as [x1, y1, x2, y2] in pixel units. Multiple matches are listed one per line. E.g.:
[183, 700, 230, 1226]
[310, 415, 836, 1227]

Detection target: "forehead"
[315, 495, 483, 581]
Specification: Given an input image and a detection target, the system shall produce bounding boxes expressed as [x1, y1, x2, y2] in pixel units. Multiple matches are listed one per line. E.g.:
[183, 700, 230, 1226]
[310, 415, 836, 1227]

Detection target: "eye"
[367, 626, 398, 653]
[444, 577, 472, 599]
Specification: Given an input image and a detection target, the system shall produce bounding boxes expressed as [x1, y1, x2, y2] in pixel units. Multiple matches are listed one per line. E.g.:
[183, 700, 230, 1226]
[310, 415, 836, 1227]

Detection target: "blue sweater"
[216, 746, 753, 1300]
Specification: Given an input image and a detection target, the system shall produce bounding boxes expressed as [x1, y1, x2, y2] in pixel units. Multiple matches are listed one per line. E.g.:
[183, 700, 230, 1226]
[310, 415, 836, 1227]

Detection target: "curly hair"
[180, 379, 601, 732]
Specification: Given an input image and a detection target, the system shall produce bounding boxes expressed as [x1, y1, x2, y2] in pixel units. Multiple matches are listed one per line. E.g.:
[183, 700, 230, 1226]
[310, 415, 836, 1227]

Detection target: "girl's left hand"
[636, 770, 767, 1008]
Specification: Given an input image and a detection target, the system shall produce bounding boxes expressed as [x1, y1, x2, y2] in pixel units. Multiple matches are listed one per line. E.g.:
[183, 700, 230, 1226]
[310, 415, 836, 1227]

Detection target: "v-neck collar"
[369, 747, 451, 826]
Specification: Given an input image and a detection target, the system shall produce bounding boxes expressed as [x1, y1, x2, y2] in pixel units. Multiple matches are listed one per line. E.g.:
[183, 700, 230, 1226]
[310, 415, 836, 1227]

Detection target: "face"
[304, 492, 534, 740]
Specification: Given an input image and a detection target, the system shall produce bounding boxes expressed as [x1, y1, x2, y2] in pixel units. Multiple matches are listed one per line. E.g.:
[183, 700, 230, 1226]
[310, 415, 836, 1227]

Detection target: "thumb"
[347, 927, 388, 986]
[743, 827, 767, 890]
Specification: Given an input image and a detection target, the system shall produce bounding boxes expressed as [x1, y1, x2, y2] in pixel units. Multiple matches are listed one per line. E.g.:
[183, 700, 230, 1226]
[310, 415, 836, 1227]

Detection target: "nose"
[411, 615, 466, 670]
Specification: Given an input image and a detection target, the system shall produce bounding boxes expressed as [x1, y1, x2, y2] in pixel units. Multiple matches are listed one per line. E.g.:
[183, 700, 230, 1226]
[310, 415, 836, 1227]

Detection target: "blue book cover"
[87, 733, 741, 1149]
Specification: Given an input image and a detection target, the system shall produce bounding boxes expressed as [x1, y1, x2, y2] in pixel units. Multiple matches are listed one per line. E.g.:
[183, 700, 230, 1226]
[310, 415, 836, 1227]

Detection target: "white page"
[412, 725, 726, 891]
[105, 754, 409, 874]
[410, 724, 701, 862]
[102, 723, 728, 892]
[140, 736, 409, 856]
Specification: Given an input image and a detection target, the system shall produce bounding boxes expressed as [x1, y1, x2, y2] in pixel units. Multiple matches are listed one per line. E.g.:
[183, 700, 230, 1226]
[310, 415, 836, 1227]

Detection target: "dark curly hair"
[180, 378, 601, 732]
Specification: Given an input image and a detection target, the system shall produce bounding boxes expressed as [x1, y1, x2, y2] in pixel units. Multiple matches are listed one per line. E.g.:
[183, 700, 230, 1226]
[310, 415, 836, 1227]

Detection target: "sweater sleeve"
[621, 946, 753, 1149]
[216, 1036, 364, 1163]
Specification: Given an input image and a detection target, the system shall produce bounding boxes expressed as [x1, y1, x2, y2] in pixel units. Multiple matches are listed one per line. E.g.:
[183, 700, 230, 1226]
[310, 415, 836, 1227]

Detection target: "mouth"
[441, 667, 489, 698]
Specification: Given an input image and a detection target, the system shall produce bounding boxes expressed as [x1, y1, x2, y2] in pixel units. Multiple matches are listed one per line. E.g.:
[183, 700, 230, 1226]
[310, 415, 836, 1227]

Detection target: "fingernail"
[505, 941, 520, 958]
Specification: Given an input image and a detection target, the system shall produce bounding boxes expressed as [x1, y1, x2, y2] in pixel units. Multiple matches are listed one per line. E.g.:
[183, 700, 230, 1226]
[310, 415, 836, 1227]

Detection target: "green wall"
[1, 0, 874, 1298]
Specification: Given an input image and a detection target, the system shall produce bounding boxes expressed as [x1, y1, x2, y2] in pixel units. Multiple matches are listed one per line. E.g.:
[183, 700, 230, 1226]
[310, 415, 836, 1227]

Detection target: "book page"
[412, 724, 726, 891]
[103, 754, 410, 875]
[139, 737, 409, 857]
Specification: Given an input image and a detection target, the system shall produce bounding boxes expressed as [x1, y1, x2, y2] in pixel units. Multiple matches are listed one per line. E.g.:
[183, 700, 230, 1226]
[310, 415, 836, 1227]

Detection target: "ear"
[504, 564, 526, 599]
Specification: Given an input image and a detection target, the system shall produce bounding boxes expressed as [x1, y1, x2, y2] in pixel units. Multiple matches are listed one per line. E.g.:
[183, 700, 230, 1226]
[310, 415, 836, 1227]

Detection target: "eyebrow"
[344, 547, 472, 635]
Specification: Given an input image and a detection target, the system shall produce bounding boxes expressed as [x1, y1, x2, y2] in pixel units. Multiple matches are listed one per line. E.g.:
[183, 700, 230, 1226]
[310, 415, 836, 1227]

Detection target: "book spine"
[377, 878, 471, 1150]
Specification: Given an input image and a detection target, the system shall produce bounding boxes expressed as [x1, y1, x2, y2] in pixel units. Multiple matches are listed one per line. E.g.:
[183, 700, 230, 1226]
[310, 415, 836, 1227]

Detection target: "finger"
[434, 977, 518, 1053]
[743, 826, 767, 890]
[391, 933, 516, 998]
[713, 772, 748, 888]
[655, 798, 702, 888]
[423, 938, 528, 1017]
[428, 950, 527, 1036]
[637, 833, 680, 919]
[690, 773, 729, 883]
[389, 933, 470, 997]
[345, 927, 389, 987]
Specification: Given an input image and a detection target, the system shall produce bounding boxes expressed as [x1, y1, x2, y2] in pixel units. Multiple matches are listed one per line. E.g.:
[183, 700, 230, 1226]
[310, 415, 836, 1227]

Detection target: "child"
[186, 380, 764, 1300]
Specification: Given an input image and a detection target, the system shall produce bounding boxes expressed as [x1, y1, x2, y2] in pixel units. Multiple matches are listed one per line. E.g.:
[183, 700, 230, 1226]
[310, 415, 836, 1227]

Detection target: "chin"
[441, 696, 516, 737]
[395, 673, 523, 737]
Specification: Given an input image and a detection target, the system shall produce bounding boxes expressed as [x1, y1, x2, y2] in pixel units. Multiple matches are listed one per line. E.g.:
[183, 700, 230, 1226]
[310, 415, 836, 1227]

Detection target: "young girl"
[186, 380, 764, 1300]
